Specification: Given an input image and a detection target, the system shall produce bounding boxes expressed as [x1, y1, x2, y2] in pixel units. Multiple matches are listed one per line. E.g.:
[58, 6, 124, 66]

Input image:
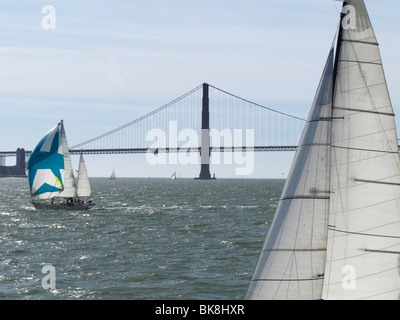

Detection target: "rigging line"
[71, 84, 203, 149]
[208, 84, 307, 122]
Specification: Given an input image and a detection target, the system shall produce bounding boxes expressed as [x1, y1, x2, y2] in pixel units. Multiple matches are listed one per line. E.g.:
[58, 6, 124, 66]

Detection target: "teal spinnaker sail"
[27, 122, 65, 199]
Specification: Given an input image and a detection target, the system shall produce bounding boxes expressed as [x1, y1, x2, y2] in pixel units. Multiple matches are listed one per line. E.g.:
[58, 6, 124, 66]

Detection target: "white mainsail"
[246, 0, 400, 300]
[57, 120, 77, 198]
[77, 153, 92, 197]
[323, 0, 400, 300]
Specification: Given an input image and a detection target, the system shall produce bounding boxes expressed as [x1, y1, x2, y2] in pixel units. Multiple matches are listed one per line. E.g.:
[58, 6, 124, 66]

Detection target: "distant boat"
[110, 169, 116, 179]
[27, 120, 95, 210]
[171, 172, 177, 180]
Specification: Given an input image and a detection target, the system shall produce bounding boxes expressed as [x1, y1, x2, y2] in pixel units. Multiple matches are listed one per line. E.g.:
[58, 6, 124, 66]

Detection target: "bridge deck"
[0, 146, 299, 157]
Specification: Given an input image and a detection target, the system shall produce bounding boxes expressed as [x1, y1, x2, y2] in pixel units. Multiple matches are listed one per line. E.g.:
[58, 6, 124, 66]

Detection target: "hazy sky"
[1, 0, 399, 178]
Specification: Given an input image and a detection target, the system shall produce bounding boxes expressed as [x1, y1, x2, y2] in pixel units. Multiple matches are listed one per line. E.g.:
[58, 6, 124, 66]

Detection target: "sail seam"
[342, 39, 379, 46]
[263, 248, 326, 252]
[364, 249, 400, 255]
[309, 117, 344, 122]
[281, 196, 330, 200]
[309, 118, 331, 122]
[299, 143, 330, 147]
[340, 59, 382, 66]
[328, 227, 400, 239]
[333, 106, 394, 117]
[355, 178, 400, 186]
[251, 278, 323, 282]
[331, 145, 398, 154]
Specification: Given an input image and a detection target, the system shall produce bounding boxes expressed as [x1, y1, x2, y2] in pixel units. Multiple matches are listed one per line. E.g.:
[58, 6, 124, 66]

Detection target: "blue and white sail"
[27, 122, 65, 199]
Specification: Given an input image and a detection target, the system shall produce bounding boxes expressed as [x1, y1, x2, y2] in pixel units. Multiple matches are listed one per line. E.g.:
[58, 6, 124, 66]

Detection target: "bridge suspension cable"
[65, 82, 307, 152]
[208, 84, 306, 122]
[70, 84, 204, 150]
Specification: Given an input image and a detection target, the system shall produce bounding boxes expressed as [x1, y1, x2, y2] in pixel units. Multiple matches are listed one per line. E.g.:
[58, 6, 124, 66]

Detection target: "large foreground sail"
[247, 0, 400, 300]
[323, 0, 400, 300]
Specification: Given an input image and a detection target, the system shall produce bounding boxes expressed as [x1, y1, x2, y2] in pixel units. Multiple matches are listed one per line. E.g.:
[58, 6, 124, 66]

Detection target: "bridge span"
[1, 83, 305, 178]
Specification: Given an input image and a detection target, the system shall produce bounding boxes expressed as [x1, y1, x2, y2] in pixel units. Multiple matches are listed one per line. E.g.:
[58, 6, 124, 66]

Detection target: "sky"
[1, 0, 399, 178]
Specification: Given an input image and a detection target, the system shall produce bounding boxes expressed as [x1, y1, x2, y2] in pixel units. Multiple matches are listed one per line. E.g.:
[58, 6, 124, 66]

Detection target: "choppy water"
[0, 177, 284, 300]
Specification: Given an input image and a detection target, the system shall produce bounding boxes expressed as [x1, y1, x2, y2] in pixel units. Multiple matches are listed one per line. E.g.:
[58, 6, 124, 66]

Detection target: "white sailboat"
[77, 153, 92, 199]
[28, 120, 95, 210]
[246, 0, 400, 300]
[110, 169, 116, 180]
[171, 171, 177, 180]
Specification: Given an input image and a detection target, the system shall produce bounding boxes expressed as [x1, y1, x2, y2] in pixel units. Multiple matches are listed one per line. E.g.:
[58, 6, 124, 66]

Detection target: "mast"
[331, 3, 345, 103]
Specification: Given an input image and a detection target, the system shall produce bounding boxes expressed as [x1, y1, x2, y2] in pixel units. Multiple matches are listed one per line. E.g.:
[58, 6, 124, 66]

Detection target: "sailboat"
[246, 0, 400, 300]
[27, 120, 95, 210]
[110, 169, 116, 179]
[171, 171, 177, 180]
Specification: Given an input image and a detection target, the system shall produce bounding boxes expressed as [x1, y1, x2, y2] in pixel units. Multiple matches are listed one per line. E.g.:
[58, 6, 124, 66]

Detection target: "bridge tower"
[0, 148, 26, 177]
[196, 83, 215, 180]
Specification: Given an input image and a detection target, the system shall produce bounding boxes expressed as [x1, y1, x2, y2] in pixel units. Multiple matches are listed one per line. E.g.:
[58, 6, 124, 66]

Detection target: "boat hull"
[31, 200, 95, 211]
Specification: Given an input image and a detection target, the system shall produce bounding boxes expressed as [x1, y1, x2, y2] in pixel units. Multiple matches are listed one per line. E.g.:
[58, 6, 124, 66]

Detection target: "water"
[0, 177, 284, 300]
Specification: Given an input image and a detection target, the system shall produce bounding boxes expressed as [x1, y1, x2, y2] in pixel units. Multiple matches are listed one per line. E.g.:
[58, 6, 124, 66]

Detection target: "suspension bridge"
[0, 83, 306, 178]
